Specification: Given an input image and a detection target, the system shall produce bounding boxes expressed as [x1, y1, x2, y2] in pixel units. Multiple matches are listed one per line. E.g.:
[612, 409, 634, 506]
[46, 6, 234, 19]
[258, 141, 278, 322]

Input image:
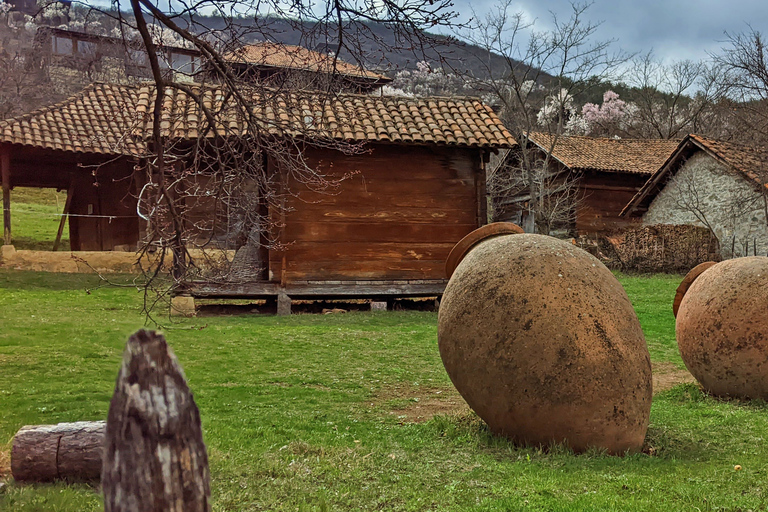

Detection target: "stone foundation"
[0, 246, 234, 274]
[170, 296, 197, 317]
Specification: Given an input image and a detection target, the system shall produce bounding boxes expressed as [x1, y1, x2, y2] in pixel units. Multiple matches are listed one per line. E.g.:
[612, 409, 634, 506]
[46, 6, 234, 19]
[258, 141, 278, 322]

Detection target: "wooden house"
[34, 27, 203, 84]
[495, 133, 679, 235]
[0, 82, 513, 307]
[621, 134, 768, 258]
[0, 83, 142, 251]
[219, 43, 392, 93]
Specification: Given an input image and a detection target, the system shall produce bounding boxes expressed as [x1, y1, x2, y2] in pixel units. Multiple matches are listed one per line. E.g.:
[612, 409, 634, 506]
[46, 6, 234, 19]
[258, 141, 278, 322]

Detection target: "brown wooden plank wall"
[575, 172, 646, 235]
[69, 160, 139, 251]
[270, 144, 483, 281]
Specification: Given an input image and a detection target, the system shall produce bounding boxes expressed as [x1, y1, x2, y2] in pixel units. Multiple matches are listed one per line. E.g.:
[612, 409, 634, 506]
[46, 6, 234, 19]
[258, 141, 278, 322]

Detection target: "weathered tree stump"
[102, 329, 210, 512]
[11, 421, 105, 482]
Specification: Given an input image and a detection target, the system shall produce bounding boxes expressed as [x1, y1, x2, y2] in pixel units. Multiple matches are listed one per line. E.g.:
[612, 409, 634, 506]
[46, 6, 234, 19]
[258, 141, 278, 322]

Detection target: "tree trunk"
[11, 421, 105, 482]
[102, 329, 210, 512]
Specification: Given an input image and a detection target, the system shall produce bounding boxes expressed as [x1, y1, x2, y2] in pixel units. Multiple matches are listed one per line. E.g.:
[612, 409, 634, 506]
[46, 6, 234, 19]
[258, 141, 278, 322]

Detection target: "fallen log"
[102, 329, 210, 512]
[11, 420, 105, 482]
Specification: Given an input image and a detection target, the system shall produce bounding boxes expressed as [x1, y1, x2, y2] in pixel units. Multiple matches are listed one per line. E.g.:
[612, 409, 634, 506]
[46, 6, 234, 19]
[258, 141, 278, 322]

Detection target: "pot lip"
[673, 261, 718, 318]
[445, 222, 524, 279]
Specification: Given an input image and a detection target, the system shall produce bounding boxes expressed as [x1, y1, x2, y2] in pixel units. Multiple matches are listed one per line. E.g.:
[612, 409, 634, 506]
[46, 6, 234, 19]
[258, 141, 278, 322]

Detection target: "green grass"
[4, 187, 70, 250]
[2, 270, 768, 511]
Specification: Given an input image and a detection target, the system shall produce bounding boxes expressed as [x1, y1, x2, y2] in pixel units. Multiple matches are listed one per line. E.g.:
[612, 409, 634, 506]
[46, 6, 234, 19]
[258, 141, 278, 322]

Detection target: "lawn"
[5, 187, 70, 251]
[1, 270, 766, 511]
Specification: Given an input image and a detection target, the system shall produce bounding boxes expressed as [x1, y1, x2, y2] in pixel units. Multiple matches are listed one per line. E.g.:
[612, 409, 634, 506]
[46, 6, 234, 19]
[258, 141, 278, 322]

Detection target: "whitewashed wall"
[643, 152, 768, 258]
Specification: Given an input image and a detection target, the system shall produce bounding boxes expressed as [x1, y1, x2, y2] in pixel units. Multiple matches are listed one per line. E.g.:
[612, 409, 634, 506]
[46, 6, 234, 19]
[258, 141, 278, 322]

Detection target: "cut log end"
[10, 421, 105, 483]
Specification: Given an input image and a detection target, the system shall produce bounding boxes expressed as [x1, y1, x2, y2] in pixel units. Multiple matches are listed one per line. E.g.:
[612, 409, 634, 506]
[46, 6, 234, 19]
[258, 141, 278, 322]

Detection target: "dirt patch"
[652, 361, 696, 392]
[373, 363, 694, 423]
[373, 384, 470, 423]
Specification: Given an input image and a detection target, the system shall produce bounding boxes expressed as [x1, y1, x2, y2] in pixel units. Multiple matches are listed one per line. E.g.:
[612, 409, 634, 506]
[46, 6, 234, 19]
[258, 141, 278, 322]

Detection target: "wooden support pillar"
[477, 150, 488, 227]
[2, 148, 10, 246]
[53, 182, 75, 251]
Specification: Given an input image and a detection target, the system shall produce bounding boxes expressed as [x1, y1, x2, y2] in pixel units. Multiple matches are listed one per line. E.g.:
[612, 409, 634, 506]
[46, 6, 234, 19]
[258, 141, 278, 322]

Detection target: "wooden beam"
[477, 151, 488, 227]
[2, 148, 10, 245]
[53, 182, 75, 251]
[184, 280, 447, 299]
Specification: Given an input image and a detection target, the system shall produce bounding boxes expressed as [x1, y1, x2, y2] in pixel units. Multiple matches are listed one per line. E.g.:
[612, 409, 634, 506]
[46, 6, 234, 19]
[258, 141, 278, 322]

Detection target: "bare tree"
[715, 28, 768, 238]
[457, 0, 626, 234]
[0, 23, 64, 119]
[624, 52, 728, 140]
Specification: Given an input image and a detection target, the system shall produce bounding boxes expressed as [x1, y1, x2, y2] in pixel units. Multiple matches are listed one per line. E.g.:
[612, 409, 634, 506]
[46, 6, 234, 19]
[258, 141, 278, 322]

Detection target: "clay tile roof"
[1, 83, 514, 153]
[688, 134, 768, 186]
[0, 83, 146, 156]
[528, 132, 681, 174]
[135, 84, 516, 149]
[222, 42, 391, 83]
[620, 134, 768, 217]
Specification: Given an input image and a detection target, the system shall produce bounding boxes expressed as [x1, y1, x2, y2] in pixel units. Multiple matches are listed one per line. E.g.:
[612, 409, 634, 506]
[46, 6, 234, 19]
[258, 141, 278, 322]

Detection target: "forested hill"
[190, 14, 517, 78]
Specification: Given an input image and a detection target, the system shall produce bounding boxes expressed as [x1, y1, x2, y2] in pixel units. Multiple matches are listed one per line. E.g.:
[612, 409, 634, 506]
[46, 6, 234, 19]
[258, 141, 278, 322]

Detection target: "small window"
[77, 40, 97, 55]
[170, 52, 194, 74]
[52, 36, 73, 55]
[158, 51, 171, 69]
[127, 48, 148, 67]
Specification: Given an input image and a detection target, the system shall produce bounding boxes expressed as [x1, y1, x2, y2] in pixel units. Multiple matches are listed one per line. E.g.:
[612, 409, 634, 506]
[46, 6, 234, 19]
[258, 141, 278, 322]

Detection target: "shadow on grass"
[423, 384, 740, 464]
[0, 270, 138, 291]
[10, 236, 71, 252]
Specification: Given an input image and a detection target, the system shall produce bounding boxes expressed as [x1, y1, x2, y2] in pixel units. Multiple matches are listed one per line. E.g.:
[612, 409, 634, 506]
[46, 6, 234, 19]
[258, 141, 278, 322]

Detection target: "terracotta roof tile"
[0, 82, 146, 156]
[223, 43, 390, 83]
[528, 132, 680, 174]
[621, 134, 768, 217]
[688, 134, 768, 186]
[1, 83, 515, 153]
[134, 84, 515, 149]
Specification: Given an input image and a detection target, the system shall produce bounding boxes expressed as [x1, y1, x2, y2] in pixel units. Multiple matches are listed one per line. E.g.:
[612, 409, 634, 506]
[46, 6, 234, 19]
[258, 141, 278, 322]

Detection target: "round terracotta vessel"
[676, 256, 768, 399]
[438, 227, 652, 454]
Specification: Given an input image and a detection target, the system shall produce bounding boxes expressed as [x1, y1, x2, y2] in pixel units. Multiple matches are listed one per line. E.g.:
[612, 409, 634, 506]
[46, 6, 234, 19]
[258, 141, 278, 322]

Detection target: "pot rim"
[445, 222, 524, 279]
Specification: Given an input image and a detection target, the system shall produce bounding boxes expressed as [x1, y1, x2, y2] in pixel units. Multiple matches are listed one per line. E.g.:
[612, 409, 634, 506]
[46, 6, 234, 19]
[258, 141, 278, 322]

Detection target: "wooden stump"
[11, 421, 105, 482]
[102, 329, 210, 512]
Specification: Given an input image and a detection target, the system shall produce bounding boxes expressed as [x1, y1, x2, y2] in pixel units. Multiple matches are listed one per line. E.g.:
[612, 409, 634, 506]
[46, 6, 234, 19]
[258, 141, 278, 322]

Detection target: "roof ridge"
[530, 131, 683, 144]
[138, 80, 486, 103]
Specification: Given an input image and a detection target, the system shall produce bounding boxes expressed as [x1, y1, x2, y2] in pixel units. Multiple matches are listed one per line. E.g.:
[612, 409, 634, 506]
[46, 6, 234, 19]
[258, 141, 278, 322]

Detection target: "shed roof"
[621, 134, 768, 217]
[135, 84, 515, 148]
[527, 132, 680, 174]
[0, 82, 146, 156]
[0, 82, 515, 154]
[222, 43, 391, 83]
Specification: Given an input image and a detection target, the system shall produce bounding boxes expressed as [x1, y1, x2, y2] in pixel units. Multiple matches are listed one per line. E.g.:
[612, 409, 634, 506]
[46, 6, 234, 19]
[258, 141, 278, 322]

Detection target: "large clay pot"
[438, 224, 652, 454]
[675, 257, 768, 399]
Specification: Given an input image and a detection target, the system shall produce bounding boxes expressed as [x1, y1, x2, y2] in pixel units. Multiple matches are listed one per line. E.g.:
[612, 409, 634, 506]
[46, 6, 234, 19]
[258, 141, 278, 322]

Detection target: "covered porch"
[0, 143, 141, 252]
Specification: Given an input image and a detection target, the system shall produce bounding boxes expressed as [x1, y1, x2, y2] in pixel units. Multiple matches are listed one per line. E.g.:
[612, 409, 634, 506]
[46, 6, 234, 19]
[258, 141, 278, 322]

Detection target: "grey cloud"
[454, 0, 768, 62]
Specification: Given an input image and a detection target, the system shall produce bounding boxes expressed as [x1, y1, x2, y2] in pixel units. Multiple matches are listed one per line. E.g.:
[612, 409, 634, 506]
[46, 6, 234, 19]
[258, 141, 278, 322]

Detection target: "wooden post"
[53, 182, 75, 251]
[102, 330, 210, 512]
[477, 150, 488, 227]
[2, 148, 10, 246]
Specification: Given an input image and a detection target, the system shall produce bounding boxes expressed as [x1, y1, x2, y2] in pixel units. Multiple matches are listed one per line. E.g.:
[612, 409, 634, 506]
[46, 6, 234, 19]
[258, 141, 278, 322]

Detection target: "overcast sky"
[454, 0, 768, 62]
[96, 0, 767, 63]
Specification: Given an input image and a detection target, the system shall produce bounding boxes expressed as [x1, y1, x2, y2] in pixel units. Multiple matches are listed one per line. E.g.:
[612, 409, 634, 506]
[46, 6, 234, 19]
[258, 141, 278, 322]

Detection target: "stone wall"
[643, 152, 768, 258]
